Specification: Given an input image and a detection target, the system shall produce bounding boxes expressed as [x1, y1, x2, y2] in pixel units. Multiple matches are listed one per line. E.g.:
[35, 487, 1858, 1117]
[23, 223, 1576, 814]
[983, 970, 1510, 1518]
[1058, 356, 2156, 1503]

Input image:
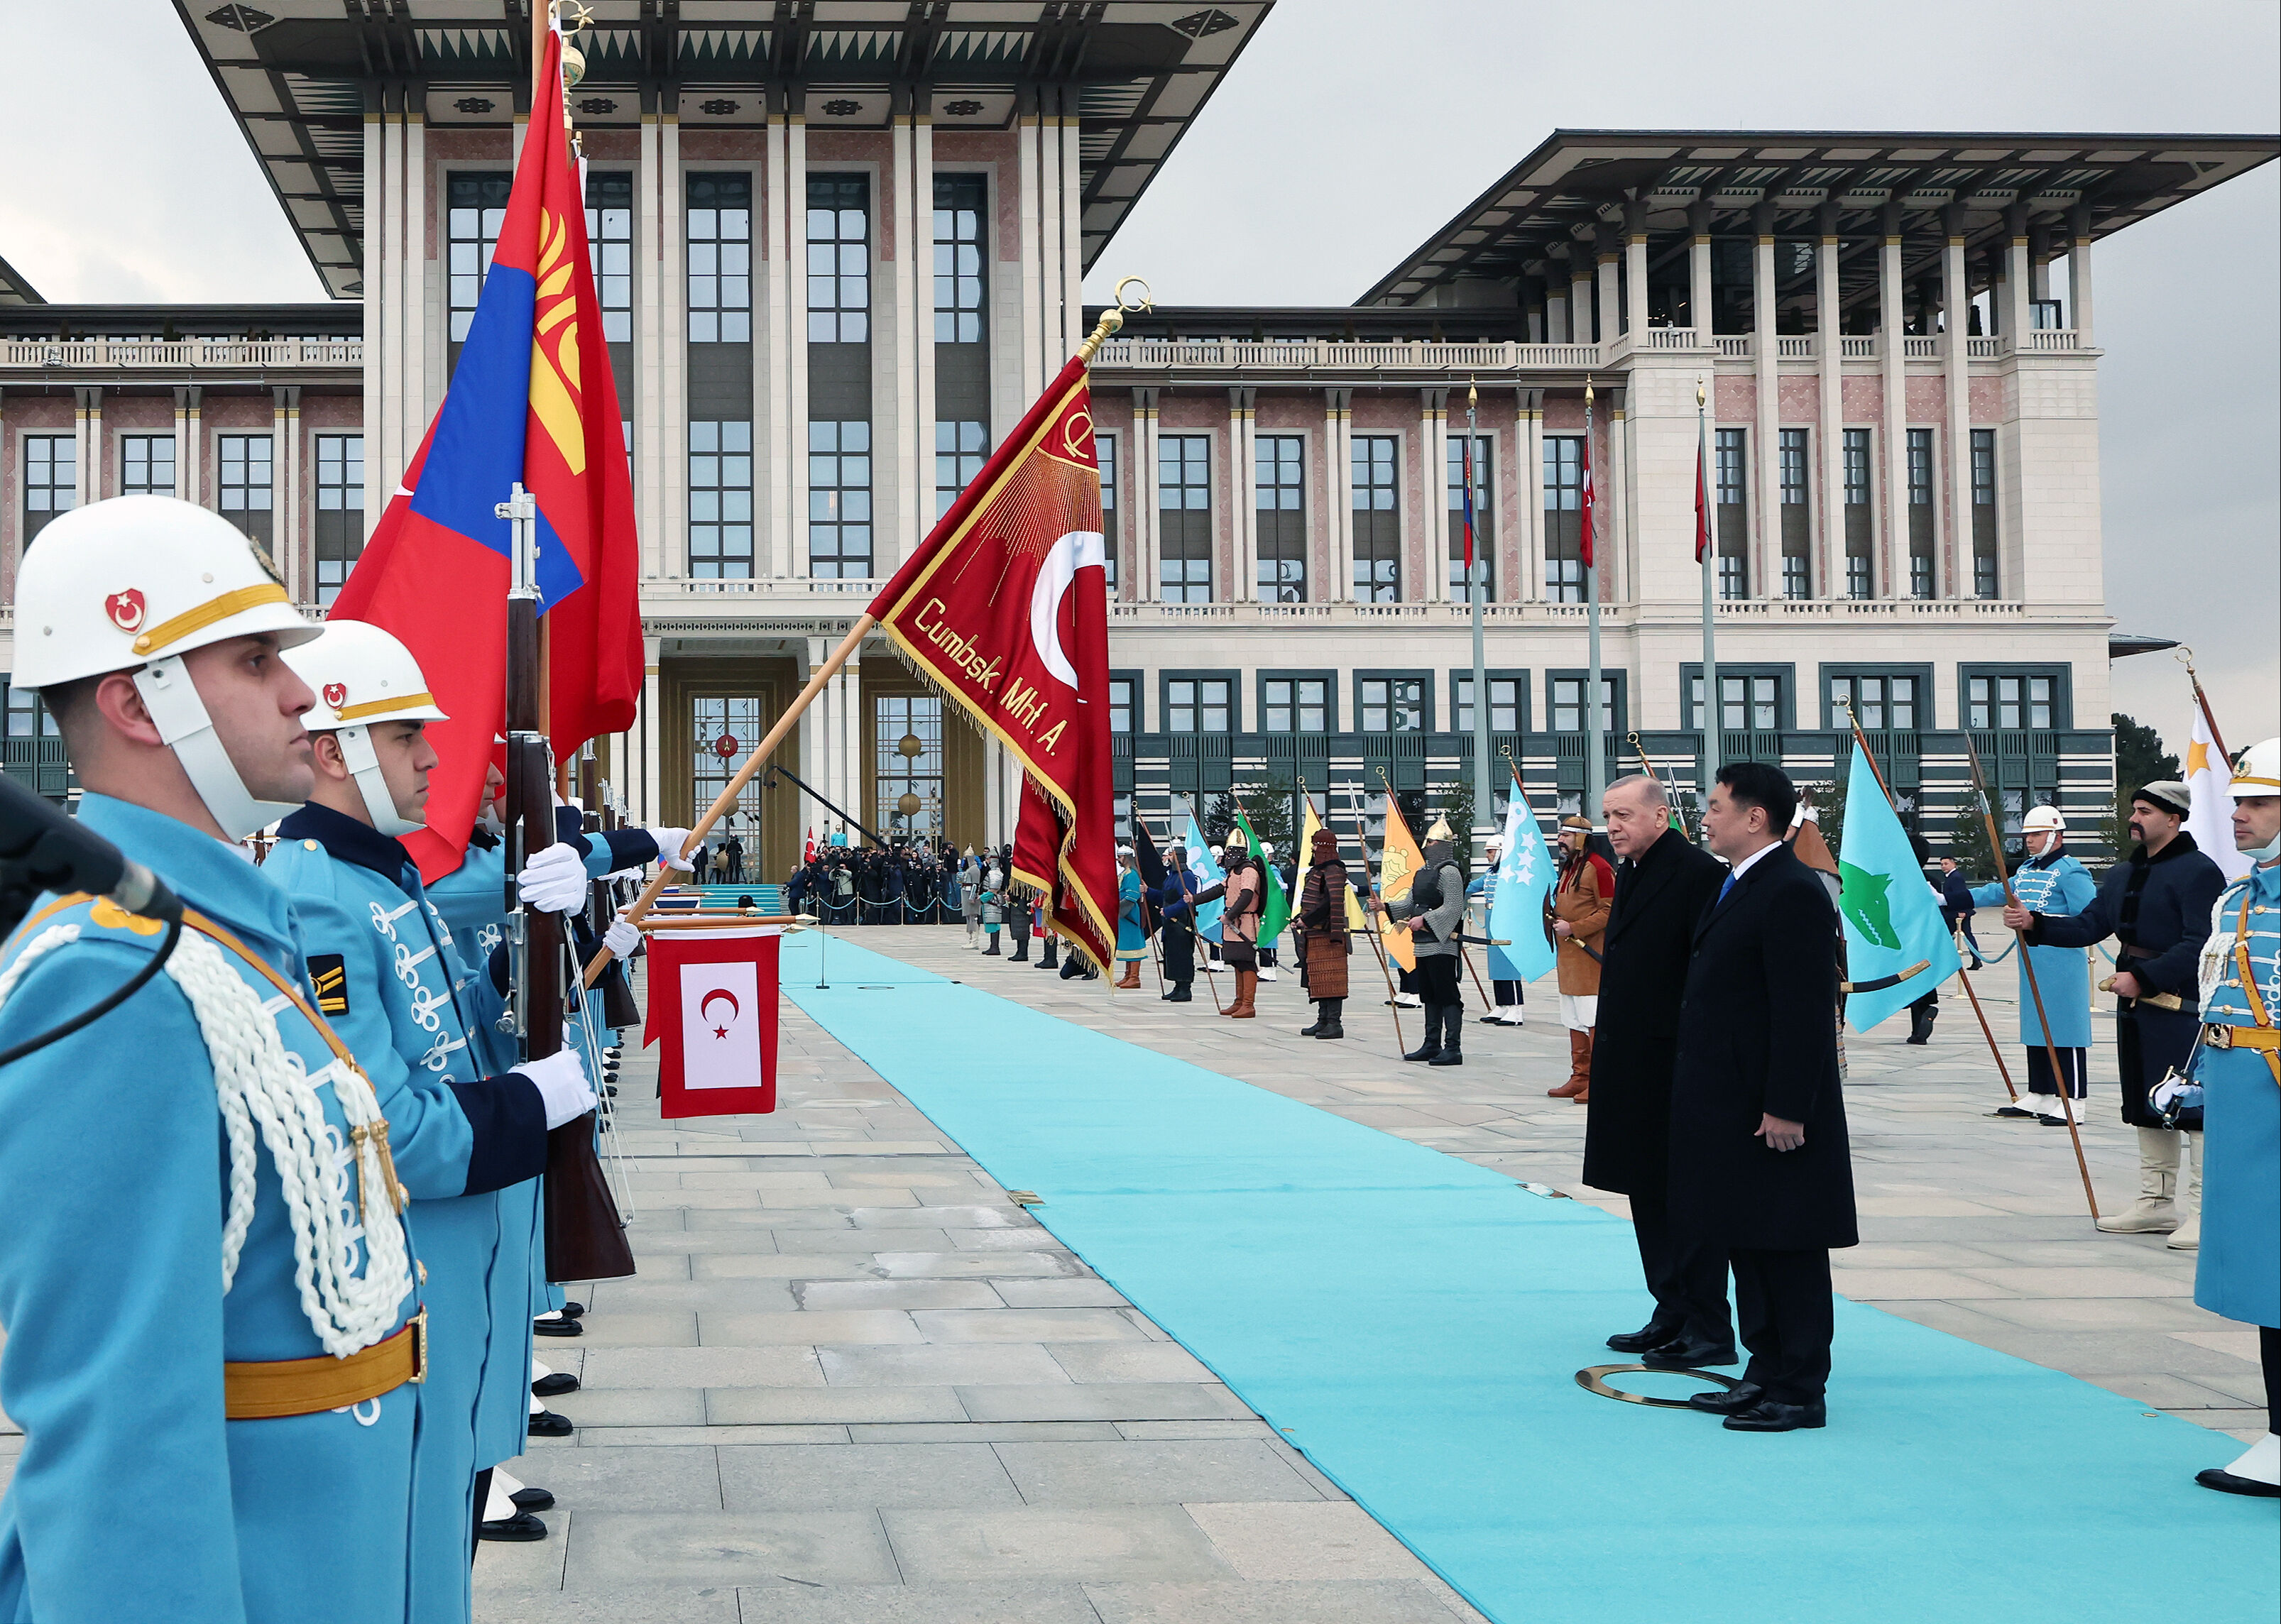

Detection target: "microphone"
[0, 774, 183, 939]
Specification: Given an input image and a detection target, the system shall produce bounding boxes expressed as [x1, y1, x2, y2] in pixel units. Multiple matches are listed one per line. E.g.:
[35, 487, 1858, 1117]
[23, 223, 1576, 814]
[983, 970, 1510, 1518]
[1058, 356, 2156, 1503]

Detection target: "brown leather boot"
[1229, 970, 1257, 1017]
[1115, 961, 1142, 989]
[1547, 1028, 1592, 1099]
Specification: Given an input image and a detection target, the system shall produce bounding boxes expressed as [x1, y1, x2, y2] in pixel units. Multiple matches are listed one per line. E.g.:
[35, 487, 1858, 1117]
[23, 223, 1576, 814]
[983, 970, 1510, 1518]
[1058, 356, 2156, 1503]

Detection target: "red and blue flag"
[332, 27, 640, 881]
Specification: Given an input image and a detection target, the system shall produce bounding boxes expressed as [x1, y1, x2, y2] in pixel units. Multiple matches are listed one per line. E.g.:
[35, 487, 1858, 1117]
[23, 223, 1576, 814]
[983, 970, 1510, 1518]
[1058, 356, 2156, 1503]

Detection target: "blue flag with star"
[1837, 741, 1962, 1031]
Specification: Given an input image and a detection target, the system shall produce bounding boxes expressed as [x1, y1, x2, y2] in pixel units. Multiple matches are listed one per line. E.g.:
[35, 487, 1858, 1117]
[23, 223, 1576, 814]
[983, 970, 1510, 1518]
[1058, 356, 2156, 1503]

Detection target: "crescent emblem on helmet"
[104, 590, 146, 633]
[324, 683, 349, 708]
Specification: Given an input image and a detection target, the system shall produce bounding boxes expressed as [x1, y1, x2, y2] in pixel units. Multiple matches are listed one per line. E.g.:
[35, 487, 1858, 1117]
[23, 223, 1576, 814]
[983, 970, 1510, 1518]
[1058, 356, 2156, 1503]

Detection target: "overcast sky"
[4, 0, 2272, 749]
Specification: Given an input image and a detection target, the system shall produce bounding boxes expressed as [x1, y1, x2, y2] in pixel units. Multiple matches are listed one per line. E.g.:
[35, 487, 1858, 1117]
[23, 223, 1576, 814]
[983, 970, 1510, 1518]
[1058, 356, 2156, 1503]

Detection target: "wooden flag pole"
[582, 615, 875, 987]
[1350, 803, 1406, 1053]
[1965, 735, 2100, 1221]
[1843, 706, 2016, 1103]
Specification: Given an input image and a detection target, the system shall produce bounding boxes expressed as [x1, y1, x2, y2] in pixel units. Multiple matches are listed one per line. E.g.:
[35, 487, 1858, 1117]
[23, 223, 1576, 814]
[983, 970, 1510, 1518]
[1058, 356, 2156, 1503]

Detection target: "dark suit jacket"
[1668, 840, 1858, 1252]
[1582, 824, 1727, 1195]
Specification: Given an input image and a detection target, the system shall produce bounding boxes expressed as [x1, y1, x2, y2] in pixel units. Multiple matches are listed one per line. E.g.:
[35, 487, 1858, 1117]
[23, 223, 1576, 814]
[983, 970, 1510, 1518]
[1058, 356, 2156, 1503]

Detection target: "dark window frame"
[585, 170, 635, 344]
[1096, 432, 1120, 592]
[1257, 669, 1336, 735]
[1842, 426, 1873, 600]
[690, 419, 756, 578]
[1161, 670, 1238, 736]
[932, 173, 987, 344]
[1680, 663, 1795, 733]
[1159, 433, 1213, 603]
[805, 172, 869, 344]
[1448, 669, 1529, 735]
[1255, 432, 1306, 603]
[1545, 668, 1626, 735]
[1355, 669, 1433, 735]
[1970, 427, 1999, 600]
[1820, 663, 1934, 732]
[1543, 432, 1585, 602]
[1107, 669, 1142, 735]
[447, 170, 514, 354]
[22, 433, 77, 544]
[1353, 433, 1401, 602]
[808, 418, 872, 578]
[312, 432, 364, 606]
[1961, 664, 2070, 733]
[1714, 426, 1749, 600]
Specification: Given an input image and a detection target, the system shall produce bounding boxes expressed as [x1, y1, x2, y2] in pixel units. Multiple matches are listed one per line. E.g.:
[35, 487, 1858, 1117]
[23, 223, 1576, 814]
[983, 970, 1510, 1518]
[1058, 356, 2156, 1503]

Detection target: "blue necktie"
[1717, 872, 1739, 908]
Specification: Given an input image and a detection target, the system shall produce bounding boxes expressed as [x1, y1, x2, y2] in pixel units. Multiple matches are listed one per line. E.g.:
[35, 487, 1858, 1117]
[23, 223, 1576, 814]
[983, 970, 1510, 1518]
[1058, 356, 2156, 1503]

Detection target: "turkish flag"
[866, 356, 1115, 970]
[643, 926, 781, 1119]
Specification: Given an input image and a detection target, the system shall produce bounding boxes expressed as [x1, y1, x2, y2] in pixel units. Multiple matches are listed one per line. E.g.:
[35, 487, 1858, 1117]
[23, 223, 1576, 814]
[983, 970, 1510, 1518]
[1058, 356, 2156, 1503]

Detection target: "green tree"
[1798, 777, 1849, 862]
[2107, 712, 2179, 857]
[1947, 801, 2000, 880]
[1440, 775, 1477, 878]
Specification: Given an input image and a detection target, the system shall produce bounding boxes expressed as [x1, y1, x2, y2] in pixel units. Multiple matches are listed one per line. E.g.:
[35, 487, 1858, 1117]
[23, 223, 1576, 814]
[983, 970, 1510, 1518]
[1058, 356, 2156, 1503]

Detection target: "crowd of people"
[781, 837, 966, 924]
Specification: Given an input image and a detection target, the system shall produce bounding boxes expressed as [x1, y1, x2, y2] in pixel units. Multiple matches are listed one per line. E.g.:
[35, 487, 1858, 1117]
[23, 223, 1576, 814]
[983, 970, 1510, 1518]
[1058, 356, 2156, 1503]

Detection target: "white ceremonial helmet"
[2022, 806, 2066, 833]
[13, 495, 319, 839]
[2229, 737, 2280, 800]
[283, 620, 450, 837]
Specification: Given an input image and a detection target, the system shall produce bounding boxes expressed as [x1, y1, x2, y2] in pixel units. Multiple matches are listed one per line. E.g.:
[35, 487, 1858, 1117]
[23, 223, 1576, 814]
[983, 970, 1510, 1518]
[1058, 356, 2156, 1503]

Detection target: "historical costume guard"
[1297, 825, 1352, 1039]
[1583, 773, 1734, 1366]
[1466, 836, 1526, 1026]
[1150, 844, 1202, 1003]
[2184, 739, 2280, 1497]
[1548, 814, 1614, 1099]
[1971, 806, 2096, 1124]
[1671, 764, 1856, 1432]
[1380, 817, 1468, 1065]
[1114, 847, 1147, 987]
[2008, 780, 2225, 1242]
[1205, 829, 1265, 1019]
[0, 497, 425, 1619]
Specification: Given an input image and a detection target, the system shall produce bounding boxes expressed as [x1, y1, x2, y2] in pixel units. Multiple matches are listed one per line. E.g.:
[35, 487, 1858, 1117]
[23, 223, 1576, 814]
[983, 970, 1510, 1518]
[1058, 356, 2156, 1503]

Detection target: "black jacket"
[1940, 869, 1976, 920]
[2027, 832, 2226, 1007]
[1667, 841, 1858, 1252]
[1582, 825, 1727, 1195]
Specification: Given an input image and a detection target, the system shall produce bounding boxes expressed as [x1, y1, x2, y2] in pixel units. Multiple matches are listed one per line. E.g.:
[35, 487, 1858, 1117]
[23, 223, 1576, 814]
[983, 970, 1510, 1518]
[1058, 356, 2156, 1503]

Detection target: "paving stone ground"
[1, 921, 2257, 1623]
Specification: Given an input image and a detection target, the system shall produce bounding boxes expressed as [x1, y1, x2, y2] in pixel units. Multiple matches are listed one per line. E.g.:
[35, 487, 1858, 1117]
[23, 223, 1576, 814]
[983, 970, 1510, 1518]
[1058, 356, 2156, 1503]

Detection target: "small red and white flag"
[803, 826, 816, 863]
[1695, 427, 1712, 564]
[643, 926, 781, 1119]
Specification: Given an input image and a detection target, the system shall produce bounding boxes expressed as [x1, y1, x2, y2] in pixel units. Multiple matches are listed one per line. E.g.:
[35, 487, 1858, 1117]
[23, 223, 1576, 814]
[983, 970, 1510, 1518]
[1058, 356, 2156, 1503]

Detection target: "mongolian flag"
[330, 26, 641, 881]
[1458, 434, 1478, 583]
[643, 923, 781, 1119]
[1578, 395, 1597, 572]
[1694, 423, 1713, 562]
[866, 355, 1115, 970]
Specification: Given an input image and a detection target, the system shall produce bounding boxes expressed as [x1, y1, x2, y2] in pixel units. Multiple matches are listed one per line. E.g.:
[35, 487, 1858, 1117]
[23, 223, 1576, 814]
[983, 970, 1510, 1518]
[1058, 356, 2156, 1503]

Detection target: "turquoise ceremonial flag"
[1174, 798, 1226, 945]
[1836, 741, 1961, 1031]
[1488, 774, 1558, 982]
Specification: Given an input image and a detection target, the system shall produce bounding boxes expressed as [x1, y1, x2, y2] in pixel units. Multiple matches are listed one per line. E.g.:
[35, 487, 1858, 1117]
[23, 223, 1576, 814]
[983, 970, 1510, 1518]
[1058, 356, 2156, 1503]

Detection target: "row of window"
[18, 432, 363, 602]
[1100, 665, 2069, 737]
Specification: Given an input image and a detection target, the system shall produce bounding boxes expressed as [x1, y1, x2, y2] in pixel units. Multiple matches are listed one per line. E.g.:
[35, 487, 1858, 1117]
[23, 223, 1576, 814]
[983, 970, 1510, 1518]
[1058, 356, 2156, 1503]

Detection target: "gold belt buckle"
[409, 1309, 428, 1383]
[2206, 1024, 2234, 1050]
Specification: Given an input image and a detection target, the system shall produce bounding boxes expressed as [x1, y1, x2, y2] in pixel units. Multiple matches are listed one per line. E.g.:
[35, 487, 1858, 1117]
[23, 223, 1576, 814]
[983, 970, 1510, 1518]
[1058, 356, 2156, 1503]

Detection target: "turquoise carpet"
[779, 934, 2277, 1623]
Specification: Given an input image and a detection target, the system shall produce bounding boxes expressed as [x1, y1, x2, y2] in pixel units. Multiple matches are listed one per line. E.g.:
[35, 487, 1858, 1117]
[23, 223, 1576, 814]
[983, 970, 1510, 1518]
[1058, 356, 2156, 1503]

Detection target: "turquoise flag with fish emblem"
[1837, 741, 1961, 1031]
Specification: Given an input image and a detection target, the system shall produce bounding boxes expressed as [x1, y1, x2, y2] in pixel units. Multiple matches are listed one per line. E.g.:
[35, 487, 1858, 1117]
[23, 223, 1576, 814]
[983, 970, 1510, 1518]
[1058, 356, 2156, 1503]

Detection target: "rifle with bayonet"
[498, 483, 635, 1285]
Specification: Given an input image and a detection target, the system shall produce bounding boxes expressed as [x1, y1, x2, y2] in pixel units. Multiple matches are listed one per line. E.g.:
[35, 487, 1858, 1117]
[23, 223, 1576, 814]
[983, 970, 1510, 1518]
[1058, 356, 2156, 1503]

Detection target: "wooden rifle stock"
[505, 565, 634, 1285]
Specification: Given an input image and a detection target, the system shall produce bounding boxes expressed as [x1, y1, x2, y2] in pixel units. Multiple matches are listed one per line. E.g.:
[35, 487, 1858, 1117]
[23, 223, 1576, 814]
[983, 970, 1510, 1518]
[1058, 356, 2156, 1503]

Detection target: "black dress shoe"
[1722, 1398, 1826, 1432]
[477, 1511, 549, 1542]
[533, 1317, 582, 1338]
[527, 1409, 574, 1438]
[1606, 1325, 1680, 1354]
[2195, 1467, 2281, 1498]
[1641, 1337, 1739, 1370]
[531, 1371, 581, 1398]
[559, 1301, 586, 1319]
[509, 1486, 556, 1513]
[1685, 1381, 1766, 1415]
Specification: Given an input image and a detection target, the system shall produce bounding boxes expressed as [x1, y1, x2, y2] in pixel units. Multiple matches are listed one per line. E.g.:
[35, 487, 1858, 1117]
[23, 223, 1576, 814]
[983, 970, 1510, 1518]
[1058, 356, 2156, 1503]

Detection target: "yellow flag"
[1377, 796, 1423, 972]
[1300, 798, 1370, 932]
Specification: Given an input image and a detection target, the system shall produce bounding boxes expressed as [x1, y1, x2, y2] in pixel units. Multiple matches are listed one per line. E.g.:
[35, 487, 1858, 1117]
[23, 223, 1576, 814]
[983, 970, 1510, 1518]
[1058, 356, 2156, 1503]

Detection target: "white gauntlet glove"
[645, 828, 696, 872]
[517, 842, 589, 914]
[513, 1047, 597, 1129]
[603, 911, 642, 959]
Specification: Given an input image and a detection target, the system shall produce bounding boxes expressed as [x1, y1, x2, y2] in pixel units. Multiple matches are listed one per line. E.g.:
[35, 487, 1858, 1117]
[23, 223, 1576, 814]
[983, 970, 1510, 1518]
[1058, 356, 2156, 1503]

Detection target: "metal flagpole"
[1465, 384, 1494, 874]
[1697, 376, 1717, 843]
[1584, 381, 1604, 819]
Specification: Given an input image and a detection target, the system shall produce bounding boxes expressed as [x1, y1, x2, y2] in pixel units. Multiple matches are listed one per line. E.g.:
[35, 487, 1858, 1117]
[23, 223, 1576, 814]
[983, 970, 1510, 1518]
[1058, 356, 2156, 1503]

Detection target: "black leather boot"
[1319, 998, 1344, 1039]
[1301, 1004, 1325, 1037]
[1404, 1004, 1443, 1062]
[1429, 1004, 1464, 1065]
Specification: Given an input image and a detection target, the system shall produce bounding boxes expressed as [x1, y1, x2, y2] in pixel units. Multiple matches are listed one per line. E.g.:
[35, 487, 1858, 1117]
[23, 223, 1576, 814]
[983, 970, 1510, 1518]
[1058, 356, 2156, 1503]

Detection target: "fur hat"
[2133, 780, 2189, 818]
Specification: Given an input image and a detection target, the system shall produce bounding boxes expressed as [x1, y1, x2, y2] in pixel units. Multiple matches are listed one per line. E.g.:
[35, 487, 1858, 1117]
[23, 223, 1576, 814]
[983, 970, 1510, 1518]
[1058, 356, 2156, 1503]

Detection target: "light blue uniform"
[2193, 861, 2280, 1328]
[1972, 850, 2096, 1048]
[263, 804, 545, 1623]
[0, 796, 425, 1623]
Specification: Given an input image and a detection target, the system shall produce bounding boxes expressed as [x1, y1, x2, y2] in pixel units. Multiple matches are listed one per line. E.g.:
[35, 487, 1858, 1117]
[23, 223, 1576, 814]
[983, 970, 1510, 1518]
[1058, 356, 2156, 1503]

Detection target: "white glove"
[645, 828, 696, 872]
[517, 842, 588, 914]
[603, 911, 642, 959]
[514, 1047, 597, 1129]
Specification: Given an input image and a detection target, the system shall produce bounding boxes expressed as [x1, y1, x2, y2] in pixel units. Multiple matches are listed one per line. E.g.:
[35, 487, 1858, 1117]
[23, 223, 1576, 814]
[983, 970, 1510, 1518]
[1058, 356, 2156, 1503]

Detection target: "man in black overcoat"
[1671, 762, 1857, 1432]
[1582, 773, 1734, 1366]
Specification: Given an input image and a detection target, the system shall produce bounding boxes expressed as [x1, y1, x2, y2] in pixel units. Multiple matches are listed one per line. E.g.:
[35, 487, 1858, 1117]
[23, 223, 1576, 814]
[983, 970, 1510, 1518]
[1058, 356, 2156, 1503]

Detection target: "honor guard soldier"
[261, 623, 671, 1608]
[1971, 806, 2096, 1123]
[0, 496, 427, 1620]
[2184, 739, 2280, 1498]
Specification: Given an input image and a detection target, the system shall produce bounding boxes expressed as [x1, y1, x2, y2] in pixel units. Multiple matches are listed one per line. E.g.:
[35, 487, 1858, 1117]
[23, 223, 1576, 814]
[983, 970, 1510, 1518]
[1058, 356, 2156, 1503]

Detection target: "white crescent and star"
[1027, 530, 1105, 694]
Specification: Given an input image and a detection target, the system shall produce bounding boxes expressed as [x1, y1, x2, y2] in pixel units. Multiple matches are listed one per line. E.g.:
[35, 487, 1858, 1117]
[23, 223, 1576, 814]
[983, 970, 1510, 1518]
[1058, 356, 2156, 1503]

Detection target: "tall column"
[1133, 388, 1160, 601]
[1015, 94, 1043, 397]
[1940, 207, 1970, 598]
[1751, 199, 1779, 600]
[2068, 202, 2095, 344]
[1687, 197, 1714, 336]
[798, 640, 824, 835]
[75, 388, 99, 504]
[1421, 389, 1446, 602]
[278, 387, 302, 600]
[361, 85, 385, 525]
[1815, 209, 1842, 598]
[269, 388, 290, 574]
[182, 387, 203, 510]
[843, 651, 865, 833]
[378, 87, 405, 500]
[173, 388, 192, 498]
[1229, 388, 1256, 602]
[2003, 202, 2032, 345]
[1607, 389, 1629, 605]
[640, 636, 663, 828]
[1624, 202, 1650, 338]
[762, 99, 792, 580]
[1324, 388, 1352, 603]
[782, 104, 804, 581]
[1058, 92, 1084, 356]
[1878, 216, 1907, 600]
[1546, 285, 1570, 345]
[662, 101, 689, 580]
[400, 104, 428, 460]
[1568, 247, 1594, 346]
[910, 106, 936, 556]
[1519, 388, 1543, 603]
[888, 97, 919, 581]
[1595, 227, 1622, 344]
[638, 99, 666, 578]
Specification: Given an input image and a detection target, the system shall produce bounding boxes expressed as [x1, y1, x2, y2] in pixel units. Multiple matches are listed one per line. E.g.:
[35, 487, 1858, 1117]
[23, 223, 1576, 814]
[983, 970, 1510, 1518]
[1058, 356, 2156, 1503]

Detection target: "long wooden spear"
[1966, 735, 2099, 1221]
[1351, 801, 1406, 1052]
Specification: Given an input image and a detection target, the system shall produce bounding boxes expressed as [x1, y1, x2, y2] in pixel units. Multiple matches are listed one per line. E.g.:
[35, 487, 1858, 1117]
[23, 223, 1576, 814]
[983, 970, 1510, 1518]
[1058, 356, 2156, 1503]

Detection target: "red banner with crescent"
[642, 927, 781, 1119]
[865, 355, 1115, 970]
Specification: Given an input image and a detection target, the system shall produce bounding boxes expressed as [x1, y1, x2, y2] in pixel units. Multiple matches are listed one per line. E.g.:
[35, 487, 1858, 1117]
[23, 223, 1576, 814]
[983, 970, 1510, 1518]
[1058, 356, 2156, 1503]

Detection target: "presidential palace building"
[2, 2, 2275, 879]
